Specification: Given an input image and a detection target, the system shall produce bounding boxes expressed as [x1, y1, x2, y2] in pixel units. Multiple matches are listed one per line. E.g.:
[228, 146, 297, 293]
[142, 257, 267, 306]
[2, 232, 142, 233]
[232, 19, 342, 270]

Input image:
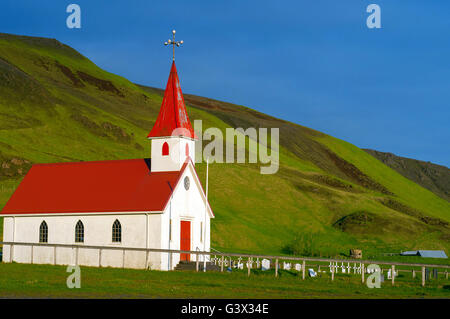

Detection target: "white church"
[1, 57, 214, 271]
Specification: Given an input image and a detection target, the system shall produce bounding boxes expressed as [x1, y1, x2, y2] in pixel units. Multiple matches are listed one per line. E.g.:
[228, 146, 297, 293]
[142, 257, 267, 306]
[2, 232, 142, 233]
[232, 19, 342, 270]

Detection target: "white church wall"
[145, 213, 164, 270]
[2, 213, 169, 270]
[1, 217, 13, 262]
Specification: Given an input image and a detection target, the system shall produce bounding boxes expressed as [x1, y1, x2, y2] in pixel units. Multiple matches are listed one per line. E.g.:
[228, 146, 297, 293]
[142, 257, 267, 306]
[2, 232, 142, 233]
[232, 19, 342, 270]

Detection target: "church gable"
[162, 159, 214, 219]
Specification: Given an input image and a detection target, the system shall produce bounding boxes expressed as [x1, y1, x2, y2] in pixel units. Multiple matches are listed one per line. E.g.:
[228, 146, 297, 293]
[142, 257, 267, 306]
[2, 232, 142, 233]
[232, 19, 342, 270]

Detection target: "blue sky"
[1, 1, 449, 166]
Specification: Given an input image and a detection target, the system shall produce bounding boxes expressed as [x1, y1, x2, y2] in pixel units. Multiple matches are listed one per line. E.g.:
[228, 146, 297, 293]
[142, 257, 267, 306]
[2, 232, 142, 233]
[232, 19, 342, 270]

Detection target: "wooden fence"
[1, 241, 449, 287]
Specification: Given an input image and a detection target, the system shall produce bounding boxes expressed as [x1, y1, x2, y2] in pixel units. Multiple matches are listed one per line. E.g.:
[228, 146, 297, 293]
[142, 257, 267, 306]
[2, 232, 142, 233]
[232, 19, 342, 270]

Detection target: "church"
[0, 57, 214, 271]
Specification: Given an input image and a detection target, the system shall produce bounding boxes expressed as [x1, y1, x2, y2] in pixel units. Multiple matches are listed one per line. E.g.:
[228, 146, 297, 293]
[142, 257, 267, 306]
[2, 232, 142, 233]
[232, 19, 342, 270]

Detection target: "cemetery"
[0, 255, 449, 299]
[206, 253, 449, 288]
[2, 240, 448, 292]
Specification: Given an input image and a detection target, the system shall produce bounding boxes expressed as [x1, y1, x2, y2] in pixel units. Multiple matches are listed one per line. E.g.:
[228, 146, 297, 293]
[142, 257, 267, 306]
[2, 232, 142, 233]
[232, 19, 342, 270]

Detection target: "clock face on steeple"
[184, 176, 190, 190]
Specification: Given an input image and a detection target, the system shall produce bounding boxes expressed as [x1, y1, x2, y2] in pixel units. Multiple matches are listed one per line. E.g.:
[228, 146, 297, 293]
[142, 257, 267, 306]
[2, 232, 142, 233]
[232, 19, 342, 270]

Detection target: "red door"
[180, 221, 191, 261]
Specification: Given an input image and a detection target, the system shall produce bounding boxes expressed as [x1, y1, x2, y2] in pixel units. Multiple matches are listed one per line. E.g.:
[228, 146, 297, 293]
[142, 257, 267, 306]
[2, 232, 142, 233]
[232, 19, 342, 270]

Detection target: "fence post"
[446, 270, 448, 280]
[361, 264, 365, 283]
[247, 258, 251, 277]
[221, 256, 224, 272]
[122, 249, 125, 268]
[75, 246, 79, 266]
[196, 253, 200, 272]
[412, 269, 415, 278]
[422, 266, 425, 287]
[30, 245, 34, 264]
[331, 264, 335, 281]
[302, 260, 306, 280]
[145, 250, 149, 269]
[203, 253, 207, 273]
[98, 248, 102, 267]
[54, 246, 57, 265]
[275, 259, 278, 277]
[391, 265, 395, 286]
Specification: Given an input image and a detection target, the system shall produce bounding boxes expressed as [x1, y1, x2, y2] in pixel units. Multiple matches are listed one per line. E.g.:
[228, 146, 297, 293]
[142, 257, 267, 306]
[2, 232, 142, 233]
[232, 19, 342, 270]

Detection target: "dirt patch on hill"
[54, 61, 84, 88]
[34, 58, 50, 71]
[71, 113, 108, 137]
[54, 62, 123, 97]
[101, 122, 132, 144]
[184, 94, 239, 113]
[0, 154, 32, 179]
[326, 150, 393, 195]
[77, 71, 124, 97]
[71, 113, 132, 144]
[278, 167, 361, 194]
[310, 174, 361, 193]
[333, 211, 376, 233]
[379, 198, 449, 228]
[331, 210, 432, 239]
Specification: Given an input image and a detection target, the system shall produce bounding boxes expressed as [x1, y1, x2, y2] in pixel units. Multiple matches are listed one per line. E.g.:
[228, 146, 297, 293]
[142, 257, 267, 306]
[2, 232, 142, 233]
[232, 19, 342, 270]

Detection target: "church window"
[185, 143, 189, 157]
[75, 220, 84, 243]
[162, 142, 169, 156]
[112, 219, 122, 243]
[39, 221, 48, 243]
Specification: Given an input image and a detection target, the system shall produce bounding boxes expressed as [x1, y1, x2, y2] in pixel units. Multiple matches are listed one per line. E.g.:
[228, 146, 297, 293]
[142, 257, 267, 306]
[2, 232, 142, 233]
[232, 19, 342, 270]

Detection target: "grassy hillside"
[364, 149, 450, 202]
[0, 33, 449, 259]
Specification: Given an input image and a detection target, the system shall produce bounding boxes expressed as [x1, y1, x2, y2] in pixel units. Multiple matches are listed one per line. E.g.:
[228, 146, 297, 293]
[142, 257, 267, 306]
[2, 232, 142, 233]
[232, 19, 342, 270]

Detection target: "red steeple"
[148, 61, 196, 139]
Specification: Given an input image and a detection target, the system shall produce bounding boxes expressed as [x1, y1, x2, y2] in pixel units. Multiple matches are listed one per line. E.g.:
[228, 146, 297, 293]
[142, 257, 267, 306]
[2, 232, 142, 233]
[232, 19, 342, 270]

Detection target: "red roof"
[148, 62, 197, 139]
[0, 159, 185, 215]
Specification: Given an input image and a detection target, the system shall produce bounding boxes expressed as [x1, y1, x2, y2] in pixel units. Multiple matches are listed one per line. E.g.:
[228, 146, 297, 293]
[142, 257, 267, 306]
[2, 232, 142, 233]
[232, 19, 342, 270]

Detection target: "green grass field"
[0, 263, 449, 298]
[0, 32, 449, 259]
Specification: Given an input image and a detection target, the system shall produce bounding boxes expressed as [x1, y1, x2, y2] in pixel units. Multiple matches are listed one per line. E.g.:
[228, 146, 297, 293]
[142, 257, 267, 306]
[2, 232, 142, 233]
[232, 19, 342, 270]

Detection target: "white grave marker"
[261, 259, 270, 271]
[308, 268, 317, 277]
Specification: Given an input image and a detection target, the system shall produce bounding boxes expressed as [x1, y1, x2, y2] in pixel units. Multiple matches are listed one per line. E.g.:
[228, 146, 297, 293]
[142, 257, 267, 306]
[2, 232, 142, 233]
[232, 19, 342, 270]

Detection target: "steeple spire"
[147, 37, 196, 139]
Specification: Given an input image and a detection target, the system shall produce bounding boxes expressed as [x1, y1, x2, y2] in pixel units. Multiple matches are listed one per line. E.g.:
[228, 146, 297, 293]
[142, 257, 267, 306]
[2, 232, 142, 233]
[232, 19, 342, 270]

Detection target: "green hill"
[0, 33, 449, 258]
[364, 149, 450, 202]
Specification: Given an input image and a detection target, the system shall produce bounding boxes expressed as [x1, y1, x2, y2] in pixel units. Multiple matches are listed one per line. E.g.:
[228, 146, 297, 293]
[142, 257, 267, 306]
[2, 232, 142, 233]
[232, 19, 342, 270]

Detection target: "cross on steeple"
[164, 30, 183, 61]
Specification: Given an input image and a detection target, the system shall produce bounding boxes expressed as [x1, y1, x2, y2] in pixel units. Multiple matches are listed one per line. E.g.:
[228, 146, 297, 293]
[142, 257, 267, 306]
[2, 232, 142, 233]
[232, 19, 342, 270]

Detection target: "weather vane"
[164, 30, 183, 61]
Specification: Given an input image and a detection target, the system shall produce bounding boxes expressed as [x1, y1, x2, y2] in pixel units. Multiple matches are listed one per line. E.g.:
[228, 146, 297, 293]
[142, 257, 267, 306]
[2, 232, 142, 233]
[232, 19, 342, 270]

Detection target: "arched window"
[112, 219, 122, 243]
[39, 221, 48, 243]
[185, 143, 189, 157]
[162, 142, 169, 156]
[75, 220, 84, 243]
